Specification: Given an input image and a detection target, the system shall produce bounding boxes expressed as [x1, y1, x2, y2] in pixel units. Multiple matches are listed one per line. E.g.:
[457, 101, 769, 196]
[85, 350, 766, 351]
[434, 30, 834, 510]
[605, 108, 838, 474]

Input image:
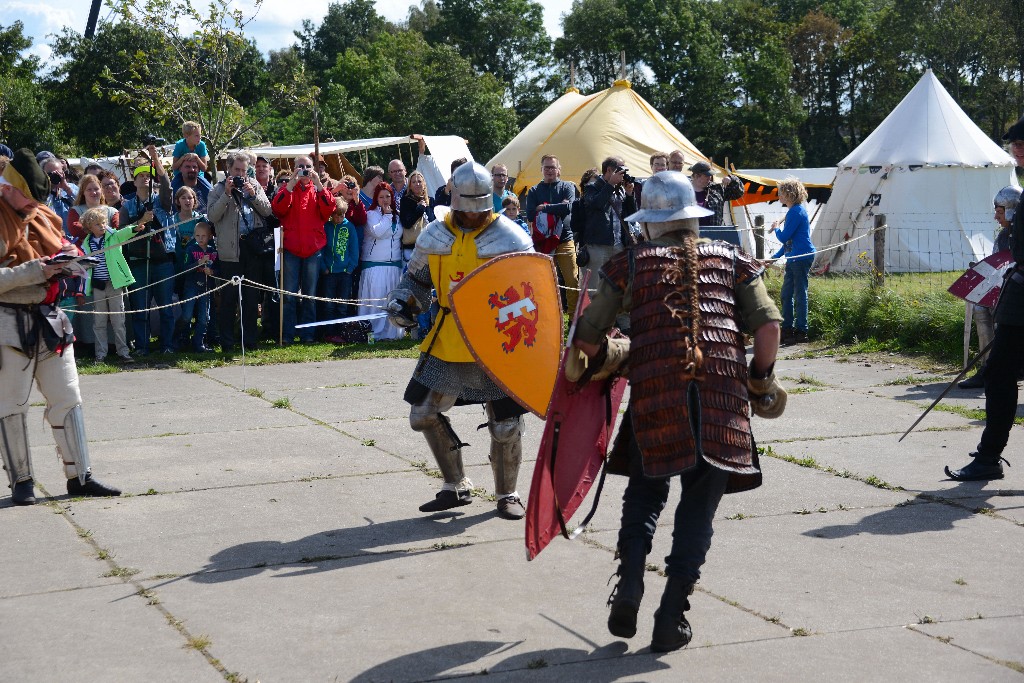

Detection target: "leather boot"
[12, 479, 36, 505]
[67, 473, 122, 497]
[607, 538, 647, 639]
[945, 453, 1006, 481]
[957, 367, 986, 389]
[650, 576, 694, 652]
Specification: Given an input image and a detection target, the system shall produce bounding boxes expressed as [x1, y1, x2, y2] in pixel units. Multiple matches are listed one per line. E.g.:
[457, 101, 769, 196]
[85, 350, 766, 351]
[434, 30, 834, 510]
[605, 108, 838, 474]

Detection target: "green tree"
[295, 0, 390, 86]
[0, 21, 56, 151]
[423, 0, 554, 126]
[100, 0, 312, 160]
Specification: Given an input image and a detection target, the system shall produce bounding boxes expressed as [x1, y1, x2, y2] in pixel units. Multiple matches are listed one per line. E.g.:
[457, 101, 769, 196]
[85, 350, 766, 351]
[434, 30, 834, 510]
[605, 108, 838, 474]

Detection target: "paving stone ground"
[2, 349, 1022, 682]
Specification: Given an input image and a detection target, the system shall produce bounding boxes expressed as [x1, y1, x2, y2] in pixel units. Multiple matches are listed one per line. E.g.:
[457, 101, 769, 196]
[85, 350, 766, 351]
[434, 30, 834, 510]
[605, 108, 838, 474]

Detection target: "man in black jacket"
[578, 156, 636, 293]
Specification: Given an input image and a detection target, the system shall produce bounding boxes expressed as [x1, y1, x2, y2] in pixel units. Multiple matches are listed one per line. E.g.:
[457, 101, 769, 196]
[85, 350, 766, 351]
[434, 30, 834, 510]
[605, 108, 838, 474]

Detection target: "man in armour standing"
[945, 116, 1024, 480]
[0, 149, 120, 505]
[571, 171, 784, 651]
[387, 162, 534, 519]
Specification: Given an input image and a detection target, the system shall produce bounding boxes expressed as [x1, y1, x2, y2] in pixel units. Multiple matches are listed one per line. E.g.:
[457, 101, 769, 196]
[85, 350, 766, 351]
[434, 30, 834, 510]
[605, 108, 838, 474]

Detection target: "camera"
[344, 180, 357, 189]
[48, 171, 63, 185]
[142, 134, 167, 147]
[299, 169, 311, 177]
[232, 176, 245, 189]
[616, 166, 636, 185]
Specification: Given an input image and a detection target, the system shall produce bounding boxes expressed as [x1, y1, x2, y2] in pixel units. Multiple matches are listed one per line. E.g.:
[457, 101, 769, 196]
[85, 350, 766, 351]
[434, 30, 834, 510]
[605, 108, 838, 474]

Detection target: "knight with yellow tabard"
[387, 162, 534, 519]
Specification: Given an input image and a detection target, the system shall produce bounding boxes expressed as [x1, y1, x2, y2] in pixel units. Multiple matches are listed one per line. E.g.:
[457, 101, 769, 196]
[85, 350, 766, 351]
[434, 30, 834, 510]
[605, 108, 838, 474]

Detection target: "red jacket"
[271, 182, 334, 258]
[346, 200, 367, 228]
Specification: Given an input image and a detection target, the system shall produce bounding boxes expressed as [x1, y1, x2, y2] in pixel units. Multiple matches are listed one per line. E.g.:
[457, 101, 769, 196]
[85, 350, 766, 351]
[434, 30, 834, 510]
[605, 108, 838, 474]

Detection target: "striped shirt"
[89, 233, 111, 281]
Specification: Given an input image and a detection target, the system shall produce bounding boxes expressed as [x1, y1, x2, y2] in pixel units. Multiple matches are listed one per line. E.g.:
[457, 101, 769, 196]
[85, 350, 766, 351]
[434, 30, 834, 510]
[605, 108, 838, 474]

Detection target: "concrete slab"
[0, 584, 222, 682]
[146, 540, 788, 683]
[0, 505, 120, 598]
[754, 388, 971, 444]
[775, 355, 937, 390]
[914, 615, 1024, 670]
[467, 625, 1024, 682]
[589, 501, 1024, 634]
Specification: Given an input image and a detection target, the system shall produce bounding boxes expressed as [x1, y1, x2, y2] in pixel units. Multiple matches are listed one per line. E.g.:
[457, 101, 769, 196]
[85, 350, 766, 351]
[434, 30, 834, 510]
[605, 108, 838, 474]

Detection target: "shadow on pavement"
[802, 481, 1023, 538]
[185, 510, 495, 584]
[349, 639, 670, 682]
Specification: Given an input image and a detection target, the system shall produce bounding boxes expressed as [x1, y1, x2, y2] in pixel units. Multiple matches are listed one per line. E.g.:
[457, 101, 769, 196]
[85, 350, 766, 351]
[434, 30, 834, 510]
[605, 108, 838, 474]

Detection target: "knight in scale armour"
[386, 162, 534, 519]
[570, 171, 785, 651]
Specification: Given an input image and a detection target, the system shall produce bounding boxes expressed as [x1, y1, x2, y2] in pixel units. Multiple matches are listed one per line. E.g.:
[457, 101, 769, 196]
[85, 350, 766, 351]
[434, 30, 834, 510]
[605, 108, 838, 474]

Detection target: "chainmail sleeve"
[396, 261, 433, 313]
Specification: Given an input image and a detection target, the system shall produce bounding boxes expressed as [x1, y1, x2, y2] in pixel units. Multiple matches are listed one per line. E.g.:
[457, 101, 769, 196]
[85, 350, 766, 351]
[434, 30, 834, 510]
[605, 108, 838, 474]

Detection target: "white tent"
[812, 70, 1017, 273]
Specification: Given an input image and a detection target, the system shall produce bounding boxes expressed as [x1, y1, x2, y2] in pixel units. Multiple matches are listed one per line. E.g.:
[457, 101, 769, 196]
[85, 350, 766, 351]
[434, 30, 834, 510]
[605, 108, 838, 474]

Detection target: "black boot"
[67, 473, 122, 497]
[651, 577, 694, 652]
[12, 479, 36, 506]
[419, 489, 471, 512]
[945, 452, 1006, 481]
[957, 367, 986, 390]
[607, 538, 647, 639]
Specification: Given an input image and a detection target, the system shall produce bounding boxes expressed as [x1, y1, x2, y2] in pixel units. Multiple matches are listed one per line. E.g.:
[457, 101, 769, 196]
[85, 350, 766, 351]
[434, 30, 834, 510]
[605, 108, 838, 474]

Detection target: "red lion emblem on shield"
[488, 281, 539, 353]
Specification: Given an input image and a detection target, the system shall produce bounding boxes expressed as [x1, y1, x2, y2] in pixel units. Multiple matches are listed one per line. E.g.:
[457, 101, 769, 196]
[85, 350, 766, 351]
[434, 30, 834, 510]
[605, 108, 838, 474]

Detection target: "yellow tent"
[488, 80, 708, 194]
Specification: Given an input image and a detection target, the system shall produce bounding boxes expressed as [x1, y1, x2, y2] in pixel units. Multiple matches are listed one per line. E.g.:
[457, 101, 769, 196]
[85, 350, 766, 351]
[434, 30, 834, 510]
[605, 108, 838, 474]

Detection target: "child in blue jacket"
[320, 197, 360, 342]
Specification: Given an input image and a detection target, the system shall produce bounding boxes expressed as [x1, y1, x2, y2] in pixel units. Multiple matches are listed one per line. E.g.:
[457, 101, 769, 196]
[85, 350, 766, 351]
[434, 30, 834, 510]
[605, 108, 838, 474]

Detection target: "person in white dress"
[358, 183, 405, 340]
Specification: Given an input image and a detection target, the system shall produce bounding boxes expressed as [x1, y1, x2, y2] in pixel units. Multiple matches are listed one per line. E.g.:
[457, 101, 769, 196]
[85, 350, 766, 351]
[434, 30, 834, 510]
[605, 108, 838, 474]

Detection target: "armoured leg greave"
[485, 404, 523, 496]
[52, 405, 90, 485]
[0, 413, 33, 487]
[410, 394, 467, 487]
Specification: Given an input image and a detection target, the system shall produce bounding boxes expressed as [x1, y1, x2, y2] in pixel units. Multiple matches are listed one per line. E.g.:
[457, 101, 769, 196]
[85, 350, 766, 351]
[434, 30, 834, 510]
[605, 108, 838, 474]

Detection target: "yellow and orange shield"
[449, 252, 563, 418]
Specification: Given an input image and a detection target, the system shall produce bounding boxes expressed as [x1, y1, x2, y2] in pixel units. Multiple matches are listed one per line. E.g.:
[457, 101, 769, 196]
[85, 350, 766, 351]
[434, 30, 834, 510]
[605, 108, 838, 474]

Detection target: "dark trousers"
[618, 438, 729, 583]
[217, 260, 258, 349]
[242, 251, 278, 341]
[978, 323, 1024, 458]
[319, 272, 354, 336]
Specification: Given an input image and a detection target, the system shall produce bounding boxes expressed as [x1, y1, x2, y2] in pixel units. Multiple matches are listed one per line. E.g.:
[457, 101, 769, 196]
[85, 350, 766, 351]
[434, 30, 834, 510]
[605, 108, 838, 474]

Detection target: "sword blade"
[899, 338, 994, 442]
[295, 312, 387, 329]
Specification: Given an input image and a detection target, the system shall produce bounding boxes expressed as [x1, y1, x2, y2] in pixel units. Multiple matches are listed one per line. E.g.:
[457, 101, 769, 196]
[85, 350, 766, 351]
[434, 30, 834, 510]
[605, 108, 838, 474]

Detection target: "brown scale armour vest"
[602, 240, 764, 491]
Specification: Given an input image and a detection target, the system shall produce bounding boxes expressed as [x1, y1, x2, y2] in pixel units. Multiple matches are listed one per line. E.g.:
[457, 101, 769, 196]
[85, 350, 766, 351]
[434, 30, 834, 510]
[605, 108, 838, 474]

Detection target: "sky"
[11, 0, 575, 68]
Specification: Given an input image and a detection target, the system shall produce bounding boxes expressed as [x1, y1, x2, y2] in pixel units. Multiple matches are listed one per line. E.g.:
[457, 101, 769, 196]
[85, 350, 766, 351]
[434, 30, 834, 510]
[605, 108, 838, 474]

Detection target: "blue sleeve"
[775, 205, 806, 243]
[344, 220, 360, 272]
[196, 141, 208, 157]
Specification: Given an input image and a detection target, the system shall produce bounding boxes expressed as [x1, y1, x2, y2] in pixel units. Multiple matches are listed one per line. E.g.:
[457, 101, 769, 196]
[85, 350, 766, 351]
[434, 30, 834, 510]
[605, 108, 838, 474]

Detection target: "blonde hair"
[182, 121, 201, 135]
[82, 206, 110, 229]
[406, 170, 428, 201]
[777, 177, 807, 205]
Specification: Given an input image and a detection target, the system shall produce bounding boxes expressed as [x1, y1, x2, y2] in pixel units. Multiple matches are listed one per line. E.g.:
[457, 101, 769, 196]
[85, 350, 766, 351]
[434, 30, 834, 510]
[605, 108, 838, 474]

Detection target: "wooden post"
[753, 215, 765, 260]
[873, 213, 886, 288]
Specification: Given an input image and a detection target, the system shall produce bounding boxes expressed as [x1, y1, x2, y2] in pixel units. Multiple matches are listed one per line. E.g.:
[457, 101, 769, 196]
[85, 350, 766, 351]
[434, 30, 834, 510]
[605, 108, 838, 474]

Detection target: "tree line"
[1, 0, 1021, 169]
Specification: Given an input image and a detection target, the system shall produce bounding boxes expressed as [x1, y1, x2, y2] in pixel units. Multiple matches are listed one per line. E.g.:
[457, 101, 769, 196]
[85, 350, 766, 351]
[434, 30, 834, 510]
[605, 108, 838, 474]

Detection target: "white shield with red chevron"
[948, 251, 1015, 307]
[449, 252, 562, 418]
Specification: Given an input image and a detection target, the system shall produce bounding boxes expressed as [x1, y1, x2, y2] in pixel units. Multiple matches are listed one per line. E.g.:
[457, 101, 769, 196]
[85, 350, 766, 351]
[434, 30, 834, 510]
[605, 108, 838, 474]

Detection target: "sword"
[899, 338, 994, 442]
[295, 312, 387, 329]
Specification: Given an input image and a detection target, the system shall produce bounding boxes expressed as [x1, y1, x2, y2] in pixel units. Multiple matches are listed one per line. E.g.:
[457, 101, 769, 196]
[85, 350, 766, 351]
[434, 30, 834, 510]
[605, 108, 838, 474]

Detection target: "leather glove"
[747, 362, 787, 419]
[386, 289, 420, 328]
[566, 336, 630, 384]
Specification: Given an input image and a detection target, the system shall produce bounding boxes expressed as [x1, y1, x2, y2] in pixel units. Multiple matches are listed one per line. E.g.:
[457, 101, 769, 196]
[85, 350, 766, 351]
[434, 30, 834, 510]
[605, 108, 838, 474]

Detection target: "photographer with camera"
[208, 152, 273, 353]
[40, 157, 79, 236]
[118, 144, 175, 354]
[578, 156, 637, 292]
[272, 155, 334, 343]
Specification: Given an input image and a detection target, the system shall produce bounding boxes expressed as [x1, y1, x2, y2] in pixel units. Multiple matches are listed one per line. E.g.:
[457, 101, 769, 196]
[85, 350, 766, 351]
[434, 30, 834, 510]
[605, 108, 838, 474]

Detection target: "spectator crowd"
[2, 125, 755, 362]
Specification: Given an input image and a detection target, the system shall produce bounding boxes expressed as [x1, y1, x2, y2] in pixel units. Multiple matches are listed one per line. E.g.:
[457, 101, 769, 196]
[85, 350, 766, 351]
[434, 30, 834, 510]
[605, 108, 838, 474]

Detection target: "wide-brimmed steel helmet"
[624, 171, 712, 223]
[993, 185, 1021, 221]
[451, 162, 493, 212]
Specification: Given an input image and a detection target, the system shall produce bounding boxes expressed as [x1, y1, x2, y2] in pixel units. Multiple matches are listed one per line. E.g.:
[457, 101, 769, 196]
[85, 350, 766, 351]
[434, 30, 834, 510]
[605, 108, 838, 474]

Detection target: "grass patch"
[763, 271, 969, 365]
[362, 439, 377, 447]
[526, 658, 548, 669]
[96, 549, 110, 560]
[244, 388, 264, 398]
[75, 338, 420, 375]
[789, 386, 823, 394]
[185, 634, 212, 650]
[883, 374, 948, 386]
[791, 627, 811, 636]
[725, 513, 749, 520]
[271, 397, 291, 409]
[102, 566, 140, 578]
[953, 577, 966, 586]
